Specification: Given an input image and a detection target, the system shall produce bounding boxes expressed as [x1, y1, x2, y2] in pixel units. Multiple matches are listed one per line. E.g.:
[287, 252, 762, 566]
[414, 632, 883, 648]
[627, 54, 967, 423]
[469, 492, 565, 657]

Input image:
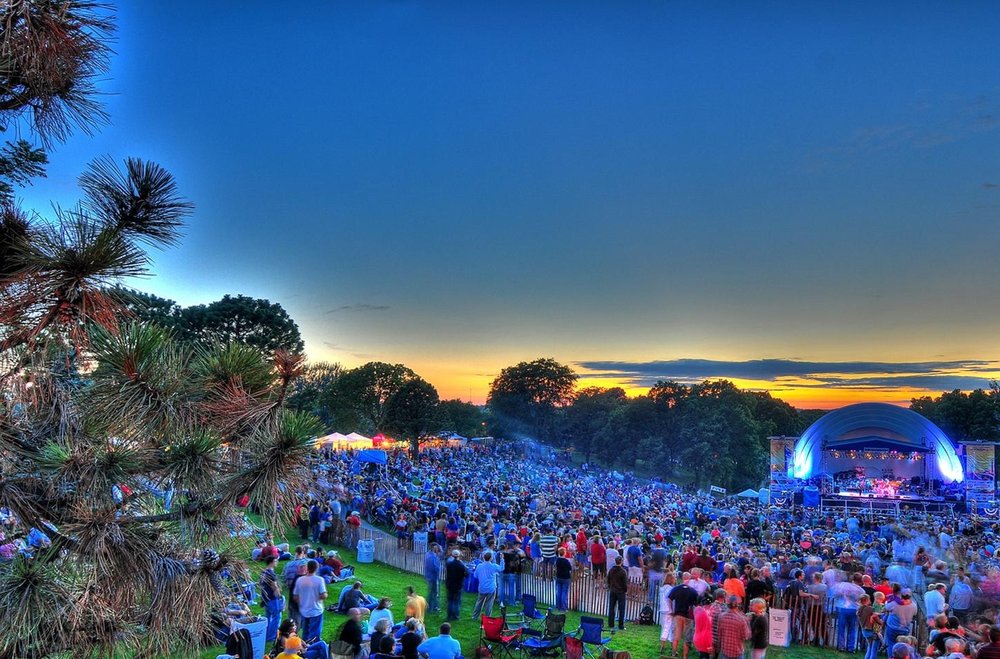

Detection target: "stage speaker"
[911, 476, 921, 486]
[793, 491, 804, 505]
[931, 479, 942, 489]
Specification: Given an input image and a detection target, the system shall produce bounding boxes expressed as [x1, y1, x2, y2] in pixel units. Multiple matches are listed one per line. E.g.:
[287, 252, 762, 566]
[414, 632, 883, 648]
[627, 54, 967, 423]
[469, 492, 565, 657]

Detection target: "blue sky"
[19, 1, 1000, 406]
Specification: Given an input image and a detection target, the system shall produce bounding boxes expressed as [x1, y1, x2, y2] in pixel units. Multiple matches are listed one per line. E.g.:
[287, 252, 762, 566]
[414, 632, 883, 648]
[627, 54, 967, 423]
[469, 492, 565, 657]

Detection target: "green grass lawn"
[193, 533, 854, 659]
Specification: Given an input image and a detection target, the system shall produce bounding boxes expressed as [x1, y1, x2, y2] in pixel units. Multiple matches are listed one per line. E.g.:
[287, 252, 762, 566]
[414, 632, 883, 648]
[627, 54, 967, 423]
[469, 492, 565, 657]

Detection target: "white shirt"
[924, 589, 946, 619]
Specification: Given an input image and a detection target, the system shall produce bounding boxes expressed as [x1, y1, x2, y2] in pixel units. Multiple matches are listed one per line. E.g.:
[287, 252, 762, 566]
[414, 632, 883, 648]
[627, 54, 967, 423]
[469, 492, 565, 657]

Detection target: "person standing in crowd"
[555, 547, 573, 610]
[607, 555, 629, 631]
[590, 534, 607, 579]
[830, 572, 866, 652]
[424, 543, 442, 614]
[948, 575, 972, 624]
[647, 538, 668, 605]
[669, 572, 699, 659]
[924, 582, 948, 627]
[293, 559, 328, 643]
[626, 537, 644, 582]
[747, 597, 768, 659]
[406, 585, 428, 623]
[471, 551, 503, 619]
[716, 595, 751, 659]
[501, 540, 521, 607]
[259, 554, 284, 644]
[658, 572, 676, 657]
[346, 510, 362, 549]
[539, 526, 559, 579]
[444, 549, 468, 621]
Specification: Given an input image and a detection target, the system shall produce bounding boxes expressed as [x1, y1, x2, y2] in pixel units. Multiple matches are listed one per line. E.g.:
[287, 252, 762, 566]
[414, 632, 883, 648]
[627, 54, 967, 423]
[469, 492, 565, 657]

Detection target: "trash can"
[413, 531, 428, 555]
[357, 539, 375, 563]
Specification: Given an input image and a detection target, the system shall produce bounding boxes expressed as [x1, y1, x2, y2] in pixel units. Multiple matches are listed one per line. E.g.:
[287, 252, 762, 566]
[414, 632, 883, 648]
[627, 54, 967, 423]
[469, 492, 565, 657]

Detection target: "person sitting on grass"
[369, 617, 393, 656]
[337, 608, 366, 658]
[338, 580, 378, 612]
[371, 634, 403, 659]
[398, 618, 427, 659]
[417, 622, 461, 659]
[271, 622, 329, 659]
[369, 597, 395, 631]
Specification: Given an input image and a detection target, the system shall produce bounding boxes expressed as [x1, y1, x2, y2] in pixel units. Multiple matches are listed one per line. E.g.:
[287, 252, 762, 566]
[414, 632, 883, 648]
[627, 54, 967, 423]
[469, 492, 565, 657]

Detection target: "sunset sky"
[21, 2, 1000, 409]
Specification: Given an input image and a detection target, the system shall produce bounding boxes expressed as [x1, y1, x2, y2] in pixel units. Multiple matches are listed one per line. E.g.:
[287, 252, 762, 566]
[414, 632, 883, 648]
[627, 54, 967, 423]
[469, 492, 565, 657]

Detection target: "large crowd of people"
[8, 438, 1000, 658]
[286, 440, 1000, 658]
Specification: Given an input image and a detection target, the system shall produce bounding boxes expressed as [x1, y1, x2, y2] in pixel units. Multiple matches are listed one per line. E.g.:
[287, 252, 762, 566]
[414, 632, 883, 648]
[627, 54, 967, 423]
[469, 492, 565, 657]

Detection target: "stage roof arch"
[791, 402, 963, 483]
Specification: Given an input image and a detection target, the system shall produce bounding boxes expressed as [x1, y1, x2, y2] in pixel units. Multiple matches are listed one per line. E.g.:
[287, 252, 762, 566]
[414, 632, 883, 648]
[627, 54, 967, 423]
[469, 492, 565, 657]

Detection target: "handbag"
[331, 639, 356, 659]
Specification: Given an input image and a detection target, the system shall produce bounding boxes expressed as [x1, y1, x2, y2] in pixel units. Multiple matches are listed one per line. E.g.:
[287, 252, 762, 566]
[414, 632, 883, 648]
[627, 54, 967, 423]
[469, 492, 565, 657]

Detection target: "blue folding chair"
[522, 609, 566, 656]
[521, 593, 547, 627]
[574, 615, 614, 658]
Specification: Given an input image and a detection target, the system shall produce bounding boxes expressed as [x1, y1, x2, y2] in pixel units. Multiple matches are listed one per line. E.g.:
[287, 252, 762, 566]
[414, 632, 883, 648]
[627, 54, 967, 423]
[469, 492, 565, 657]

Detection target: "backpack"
[225, 627, 253, 659]
[475, 646, 494, 659]
[637, 604, 655, 625]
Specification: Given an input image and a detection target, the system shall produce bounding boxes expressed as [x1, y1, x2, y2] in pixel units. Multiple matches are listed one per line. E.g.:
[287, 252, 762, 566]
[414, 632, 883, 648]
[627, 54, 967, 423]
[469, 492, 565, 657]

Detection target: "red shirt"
[590, 542, 607, 564]
[259, 545, 279, 561]
[347, 515, 361, 528]
[576, 531, 588, 553]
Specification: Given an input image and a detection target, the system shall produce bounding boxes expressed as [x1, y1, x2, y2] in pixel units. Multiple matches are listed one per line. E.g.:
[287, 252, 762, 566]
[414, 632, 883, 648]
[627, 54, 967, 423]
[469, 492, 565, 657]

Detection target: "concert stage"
[768, 403, 996, 514]
[823, 491, 957, 514]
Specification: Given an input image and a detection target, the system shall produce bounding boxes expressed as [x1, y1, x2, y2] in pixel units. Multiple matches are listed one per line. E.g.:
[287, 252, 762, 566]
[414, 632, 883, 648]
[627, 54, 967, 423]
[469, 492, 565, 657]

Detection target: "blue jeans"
[836, 607, 858, 651]
[502, 574, 518, 606]
[301, 613, 323, 644]
[647, 570, 664, 604]
[304, 640, 329, 659]
[862, 630, 881, 659]
[264, 597, 284, 644]
[886, 627, 907, 656]
[515, 572, 523, 602]
[447, 589, 462, 619]
[556, 578, 570, 610]
[427, 577, 440, 612]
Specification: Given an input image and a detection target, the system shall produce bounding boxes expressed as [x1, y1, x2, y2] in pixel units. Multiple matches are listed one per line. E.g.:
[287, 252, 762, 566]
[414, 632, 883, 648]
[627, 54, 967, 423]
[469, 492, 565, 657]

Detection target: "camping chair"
[479, 614, 523, 659]
[501, 603, 525, 630]
[522, 609, 567, 656]
[574, 616, 614, 658]
[521, 594, 547, 627]
[564, 635, 585, 659]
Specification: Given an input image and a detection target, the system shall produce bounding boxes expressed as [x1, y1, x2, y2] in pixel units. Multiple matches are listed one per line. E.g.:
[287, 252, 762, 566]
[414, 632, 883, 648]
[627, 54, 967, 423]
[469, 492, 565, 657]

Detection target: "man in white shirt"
[924, 583, 948, 626]
[293, 559, 328, 642]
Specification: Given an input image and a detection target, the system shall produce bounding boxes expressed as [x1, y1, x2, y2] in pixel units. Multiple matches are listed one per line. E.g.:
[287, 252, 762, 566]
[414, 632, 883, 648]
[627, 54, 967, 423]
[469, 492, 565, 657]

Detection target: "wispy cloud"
[984, 182, 998, 189]
[325, 304, 390, 314]
[576, 358, 1000, 394]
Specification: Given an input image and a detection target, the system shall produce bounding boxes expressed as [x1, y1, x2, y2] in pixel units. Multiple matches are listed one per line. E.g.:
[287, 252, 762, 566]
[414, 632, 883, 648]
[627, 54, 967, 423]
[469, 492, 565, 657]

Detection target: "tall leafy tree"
[178, 294, 304, 355]
[487, 358, 577, 441]
[436, 399, 487, 438]
[287, 361, 344, 428]
[326, 361, 418, 433]
[383, 377, 440, 459]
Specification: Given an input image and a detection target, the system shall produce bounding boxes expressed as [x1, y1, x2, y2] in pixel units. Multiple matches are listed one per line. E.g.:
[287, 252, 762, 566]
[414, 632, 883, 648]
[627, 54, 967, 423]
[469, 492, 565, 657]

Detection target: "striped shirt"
[539, 534, 559, 558]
